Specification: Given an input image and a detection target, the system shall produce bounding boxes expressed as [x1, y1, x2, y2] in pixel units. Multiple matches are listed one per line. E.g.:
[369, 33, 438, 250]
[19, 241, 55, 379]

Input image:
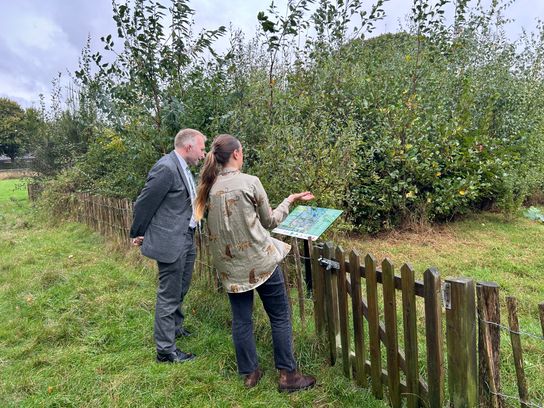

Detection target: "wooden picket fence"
[26, 187, 225, 285]
[309, 241, 544, 408]
[310, 242, 445, 407]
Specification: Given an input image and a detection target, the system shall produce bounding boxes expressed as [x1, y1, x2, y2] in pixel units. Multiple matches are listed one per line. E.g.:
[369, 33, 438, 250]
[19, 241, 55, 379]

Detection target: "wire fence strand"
[484, 381, 543, 408]
[479, 317, 544, 341]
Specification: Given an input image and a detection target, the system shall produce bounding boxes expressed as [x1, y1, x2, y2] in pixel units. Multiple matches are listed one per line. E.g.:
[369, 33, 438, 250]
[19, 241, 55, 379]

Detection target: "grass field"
[1, 178, 542, 407]
[0, 179, 385, 407]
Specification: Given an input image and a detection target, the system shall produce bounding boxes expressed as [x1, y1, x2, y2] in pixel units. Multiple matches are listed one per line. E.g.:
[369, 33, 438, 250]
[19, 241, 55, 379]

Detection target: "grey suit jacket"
[130, 151, 193, 263]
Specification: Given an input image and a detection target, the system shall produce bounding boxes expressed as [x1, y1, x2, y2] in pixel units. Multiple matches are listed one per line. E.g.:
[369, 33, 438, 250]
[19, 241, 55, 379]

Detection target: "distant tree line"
[27, 0, 544, 232]
[0, 98, 40, 164]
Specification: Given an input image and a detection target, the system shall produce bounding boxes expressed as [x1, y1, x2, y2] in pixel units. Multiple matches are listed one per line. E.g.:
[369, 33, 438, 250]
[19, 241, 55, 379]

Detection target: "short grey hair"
[174, 128, 206, 148]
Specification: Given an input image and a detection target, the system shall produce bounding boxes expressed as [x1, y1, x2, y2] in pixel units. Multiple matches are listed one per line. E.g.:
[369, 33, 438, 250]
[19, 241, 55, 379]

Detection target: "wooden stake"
[292, 238, 306, 329]
[506, 296, 529, 408]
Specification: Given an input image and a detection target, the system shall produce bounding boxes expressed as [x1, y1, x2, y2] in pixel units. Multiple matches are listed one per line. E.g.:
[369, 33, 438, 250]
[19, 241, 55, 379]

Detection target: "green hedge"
[33, 1, 544, 232]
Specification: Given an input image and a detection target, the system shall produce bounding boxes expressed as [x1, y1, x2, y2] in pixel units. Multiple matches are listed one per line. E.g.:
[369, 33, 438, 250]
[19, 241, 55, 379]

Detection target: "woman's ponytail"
[195, 151, 218, 221]
[195, 134, 241, 221]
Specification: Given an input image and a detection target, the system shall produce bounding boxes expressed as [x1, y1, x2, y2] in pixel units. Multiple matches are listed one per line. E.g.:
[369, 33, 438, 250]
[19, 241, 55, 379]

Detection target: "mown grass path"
[0, 179, 385, 407]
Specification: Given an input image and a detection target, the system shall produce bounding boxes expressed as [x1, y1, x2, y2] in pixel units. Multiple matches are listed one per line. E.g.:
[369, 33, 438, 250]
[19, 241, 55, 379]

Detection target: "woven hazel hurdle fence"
[27, 182, 44, 202]
[27, 185, 134, 245]
[27, 185, 543, 407]
[72, 192, 134, 243]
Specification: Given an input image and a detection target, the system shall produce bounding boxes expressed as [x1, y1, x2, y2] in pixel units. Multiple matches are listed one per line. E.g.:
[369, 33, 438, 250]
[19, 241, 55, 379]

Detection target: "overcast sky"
[0, 0, 541, 109]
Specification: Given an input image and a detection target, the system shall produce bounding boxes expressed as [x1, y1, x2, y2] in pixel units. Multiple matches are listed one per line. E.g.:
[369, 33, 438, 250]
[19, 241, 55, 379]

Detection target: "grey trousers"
[155, 228, 196, 354]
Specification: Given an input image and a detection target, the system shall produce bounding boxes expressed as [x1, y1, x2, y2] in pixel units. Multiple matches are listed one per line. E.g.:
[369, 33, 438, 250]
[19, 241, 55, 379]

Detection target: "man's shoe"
[175, 327, 193, 338]
[243, 368, 263, 388]
[156, 349, 195, 363]
[278, 369, 316, 393]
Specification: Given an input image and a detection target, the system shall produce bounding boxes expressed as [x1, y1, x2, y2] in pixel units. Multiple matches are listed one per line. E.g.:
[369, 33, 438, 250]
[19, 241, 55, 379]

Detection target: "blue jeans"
[227, 266, 297, 375]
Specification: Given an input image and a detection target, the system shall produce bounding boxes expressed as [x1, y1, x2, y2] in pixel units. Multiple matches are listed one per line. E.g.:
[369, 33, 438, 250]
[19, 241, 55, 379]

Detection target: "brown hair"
[194, 134, 241, 220]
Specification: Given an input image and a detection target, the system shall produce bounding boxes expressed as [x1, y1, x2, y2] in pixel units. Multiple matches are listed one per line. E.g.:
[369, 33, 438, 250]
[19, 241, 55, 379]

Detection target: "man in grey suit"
[130, 128, 206, 363]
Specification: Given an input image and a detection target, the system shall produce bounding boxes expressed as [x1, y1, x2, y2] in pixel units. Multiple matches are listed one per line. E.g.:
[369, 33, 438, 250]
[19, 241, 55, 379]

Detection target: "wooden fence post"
[196, 228, 203, 279]
[108, 197, 113, 238]
[99, 195, 104, 235]
[445, 277, 478, 408]
[424, 268, 444, 408]
[401, 263, 419, 408]
[365, 253, 383, 399]
[281, 258, 293, 323]
[349, 250, 366, 387]
[293, 238, 306, 329]
[476, 282, 502, 408]
[303, 239, 313, 294]
[506, 296, 529, 408]
[126, 199, 133, 243]
[336, 246, 350, 378]
[382, 258, 401, 408]
[311, 242, 324, 335]
[324, 242, 339, 365]
[27, 182, 45, 202]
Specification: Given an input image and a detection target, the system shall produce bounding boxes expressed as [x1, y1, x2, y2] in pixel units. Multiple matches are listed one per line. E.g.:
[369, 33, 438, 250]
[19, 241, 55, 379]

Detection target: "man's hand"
[287, 191, 315, 204]
[132, 236, 144, 246]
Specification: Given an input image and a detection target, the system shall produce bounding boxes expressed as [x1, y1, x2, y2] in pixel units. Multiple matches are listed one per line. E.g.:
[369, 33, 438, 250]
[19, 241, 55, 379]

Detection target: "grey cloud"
[0, 0, 115, 107]
[0, 0, 540, 108]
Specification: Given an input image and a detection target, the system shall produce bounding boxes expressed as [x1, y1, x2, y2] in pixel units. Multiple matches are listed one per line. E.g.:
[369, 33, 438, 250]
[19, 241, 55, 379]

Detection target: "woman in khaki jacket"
[195, 134, 316, 392]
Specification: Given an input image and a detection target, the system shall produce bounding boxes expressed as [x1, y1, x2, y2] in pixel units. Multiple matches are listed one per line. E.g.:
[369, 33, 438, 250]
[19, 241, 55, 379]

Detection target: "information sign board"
[272, 206, 343, 240]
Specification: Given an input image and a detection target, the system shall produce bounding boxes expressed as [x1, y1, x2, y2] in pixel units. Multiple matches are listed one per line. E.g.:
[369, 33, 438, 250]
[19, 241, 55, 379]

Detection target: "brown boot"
[243, 368, 263, 388]
[278, 369, 316, 393]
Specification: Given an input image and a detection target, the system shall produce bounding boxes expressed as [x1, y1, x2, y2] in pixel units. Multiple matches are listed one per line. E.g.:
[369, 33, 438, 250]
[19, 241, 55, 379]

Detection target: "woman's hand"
[287, 191, 315, 204]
